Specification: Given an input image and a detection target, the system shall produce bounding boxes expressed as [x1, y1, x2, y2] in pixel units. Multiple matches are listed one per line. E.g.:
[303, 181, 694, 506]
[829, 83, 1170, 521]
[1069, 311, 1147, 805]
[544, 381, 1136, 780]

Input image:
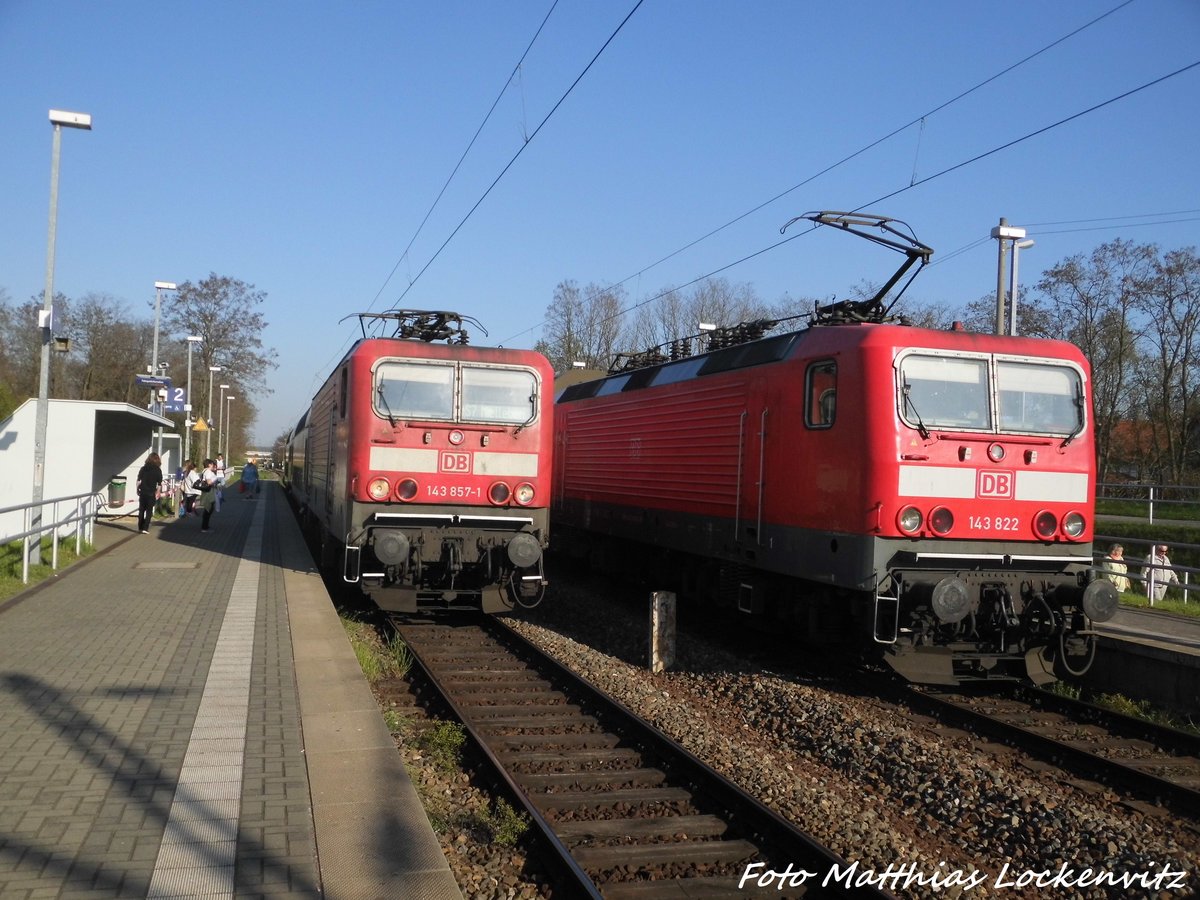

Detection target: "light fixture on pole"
[218, 383, 230, 457]
[31, 109, 92, 567]
[225, 396, 236, 458]
[184, 336, 202, 466]
[990, 218, 1027, 335]
[1009, 239, 1035, 337]
[151, 281, 177, 459]
[206, 366, 222, 459]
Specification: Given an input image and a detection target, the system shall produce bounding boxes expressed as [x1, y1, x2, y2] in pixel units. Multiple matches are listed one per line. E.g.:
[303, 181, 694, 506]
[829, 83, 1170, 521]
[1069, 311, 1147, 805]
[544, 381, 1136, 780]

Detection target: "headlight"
[1033, 510, 1057, 539]
[1062, 511, 1086, 539]
[513, 483, 535, 506]
[396, 478, 418, 502]
[897, 506, 923, 535]
[367, 477, 391, 501]
[488, 482, 511, 505]
[929, 506, 954, 536]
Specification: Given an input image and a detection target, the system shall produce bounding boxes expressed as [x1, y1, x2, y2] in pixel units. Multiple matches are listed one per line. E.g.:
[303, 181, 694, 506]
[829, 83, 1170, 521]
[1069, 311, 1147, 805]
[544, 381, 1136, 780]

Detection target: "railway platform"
[0, 483, 461, 899]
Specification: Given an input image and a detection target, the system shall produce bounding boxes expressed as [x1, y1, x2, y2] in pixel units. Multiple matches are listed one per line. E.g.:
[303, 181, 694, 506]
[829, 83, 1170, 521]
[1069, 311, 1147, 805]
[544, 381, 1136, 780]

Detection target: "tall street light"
[225, 396, 237, 459]
[151, 281, 177, 458]
[218, 383, 230, 456]
[991, 217, 1027, 335]
[184, 336, 202, 466]
[206, 365, 222, 459]
[1009, 239, 1035, 337]
[31, 109, 92, 567]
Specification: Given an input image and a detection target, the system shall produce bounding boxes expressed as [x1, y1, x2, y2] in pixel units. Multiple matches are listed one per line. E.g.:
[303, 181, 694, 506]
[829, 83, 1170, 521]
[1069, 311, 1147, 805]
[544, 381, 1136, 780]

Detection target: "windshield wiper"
[1061, 382, 1086, 448]
[377, 385, 397, 427]
[902, 383, 931, 440]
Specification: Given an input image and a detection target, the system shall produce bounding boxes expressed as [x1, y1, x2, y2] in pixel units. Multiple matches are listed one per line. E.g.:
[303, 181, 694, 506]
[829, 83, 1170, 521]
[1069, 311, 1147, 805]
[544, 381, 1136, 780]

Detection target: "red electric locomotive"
[553, 215, 1117, 684]
[285, 311, 552, 612]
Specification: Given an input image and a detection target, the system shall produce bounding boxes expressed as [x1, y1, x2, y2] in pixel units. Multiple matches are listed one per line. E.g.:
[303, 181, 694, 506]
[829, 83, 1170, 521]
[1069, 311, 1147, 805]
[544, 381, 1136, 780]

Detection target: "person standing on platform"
[241, 459, 259, 499]
[214, 453, 227, 512]
[1143, 544, 1180, 602]
[198, 459, 219, 533]
[181, 461, 201, 516]
[135, 452, 163, 534]
[1100, 543, 1130, 592]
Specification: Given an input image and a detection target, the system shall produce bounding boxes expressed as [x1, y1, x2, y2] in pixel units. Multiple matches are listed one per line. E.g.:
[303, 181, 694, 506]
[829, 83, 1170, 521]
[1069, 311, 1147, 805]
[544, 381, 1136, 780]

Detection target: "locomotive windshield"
[375, 361, 536, 425]
[899, 356, 991, 430]
[461, 367, 537, 424]
[995, 360, 1081, 435]
[898, 353, 1083, 436]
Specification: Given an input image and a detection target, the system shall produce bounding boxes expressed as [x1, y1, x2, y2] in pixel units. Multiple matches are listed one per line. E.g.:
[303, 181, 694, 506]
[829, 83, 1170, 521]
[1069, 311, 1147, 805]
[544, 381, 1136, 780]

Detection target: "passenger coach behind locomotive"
[552, 213, 1118, 685]
[285, 311, 552, 613]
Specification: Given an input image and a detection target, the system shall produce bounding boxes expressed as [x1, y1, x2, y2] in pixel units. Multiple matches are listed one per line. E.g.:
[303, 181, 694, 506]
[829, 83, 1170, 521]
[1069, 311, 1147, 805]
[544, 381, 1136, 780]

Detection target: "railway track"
[905, 685, 1200, 819]
[392, 613, 891, 899]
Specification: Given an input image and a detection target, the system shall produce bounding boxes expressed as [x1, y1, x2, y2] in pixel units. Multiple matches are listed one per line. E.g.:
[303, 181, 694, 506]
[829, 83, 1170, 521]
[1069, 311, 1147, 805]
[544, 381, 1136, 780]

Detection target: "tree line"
[0, 273, 277, 463]
[535, 240, 1200, 486]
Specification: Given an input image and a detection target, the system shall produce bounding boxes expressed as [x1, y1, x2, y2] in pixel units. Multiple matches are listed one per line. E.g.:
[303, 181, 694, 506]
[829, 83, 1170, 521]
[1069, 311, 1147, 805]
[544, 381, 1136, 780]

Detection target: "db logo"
[977, 470, 1014, 499]
[440, 451, 471, 473]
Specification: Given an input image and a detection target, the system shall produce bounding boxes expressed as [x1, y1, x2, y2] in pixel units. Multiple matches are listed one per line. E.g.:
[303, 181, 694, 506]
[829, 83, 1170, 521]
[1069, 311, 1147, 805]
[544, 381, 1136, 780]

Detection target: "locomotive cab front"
[870, 341, 1116, 684]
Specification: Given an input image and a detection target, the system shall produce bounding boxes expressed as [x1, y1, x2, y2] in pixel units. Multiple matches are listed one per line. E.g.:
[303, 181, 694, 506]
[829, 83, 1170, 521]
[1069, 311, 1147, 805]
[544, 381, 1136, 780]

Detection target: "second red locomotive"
[552, 215, 1117, 684]
[285, 311, 553, 612]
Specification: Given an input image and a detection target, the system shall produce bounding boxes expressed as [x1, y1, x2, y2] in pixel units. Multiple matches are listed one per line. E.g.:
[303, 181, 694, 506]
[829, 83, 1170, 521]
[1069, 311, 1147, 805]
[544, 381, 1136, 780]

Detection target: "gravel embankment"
[501, 579, 1200, 900]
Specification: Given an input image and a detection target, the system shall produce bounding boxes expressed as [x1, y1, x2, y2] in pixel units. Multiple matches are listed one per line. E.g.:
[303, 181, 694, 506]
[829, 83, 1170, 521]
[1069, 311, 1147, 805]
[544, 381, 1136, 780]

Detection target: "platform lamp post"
[991, 218, 1027, 335]
[1008, 239, 1035, 337]
[31, 109, 92, 567]
[205, 365, 222, 459]
[218, 383, 230, 458]
[184, 336, 202, 466]
[151, 281, 177, 459]
[224, 395, 236, 459]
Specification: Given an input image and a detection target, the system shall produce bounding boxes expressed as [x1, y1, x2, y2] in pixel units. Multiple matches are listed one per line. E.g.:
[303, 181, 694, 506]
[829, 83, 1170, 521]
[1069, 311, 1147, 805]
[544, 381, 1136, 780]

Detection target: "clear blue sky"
[2, 0, 1197, 444]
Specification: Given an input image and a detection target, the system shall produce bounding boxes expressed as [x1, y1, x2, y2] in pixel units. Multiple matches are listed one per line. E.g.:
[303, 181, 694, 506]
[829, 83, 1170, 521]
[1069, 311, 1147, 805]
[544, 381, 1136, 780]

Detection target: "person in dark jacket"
[136, 452, 164, 534]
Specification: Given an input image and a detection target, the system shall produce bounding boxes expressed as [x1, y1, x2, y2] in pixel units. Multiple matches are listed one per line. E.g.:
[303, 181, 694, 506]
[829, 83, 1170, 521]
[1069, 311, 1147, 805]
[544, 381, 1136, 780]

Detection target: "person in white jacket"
[1143, 544, 1179, 601]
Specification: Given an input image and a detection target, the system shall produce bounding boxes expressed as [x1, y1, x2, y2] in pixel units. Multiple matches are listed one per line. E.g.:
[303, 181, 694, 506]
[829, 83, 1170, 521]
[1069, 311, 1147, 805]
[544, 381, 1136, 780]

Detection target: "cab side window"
[805, 360, 837, 428]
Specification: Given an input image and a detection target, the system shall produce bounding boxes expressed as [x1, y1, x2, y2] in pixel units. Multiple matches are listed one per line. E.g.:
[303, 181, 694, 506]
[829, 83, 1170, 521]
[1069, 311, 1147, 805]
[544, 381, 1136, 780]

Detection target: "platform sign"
[164, 385, 186, 414]
[134, 374, 171, 388]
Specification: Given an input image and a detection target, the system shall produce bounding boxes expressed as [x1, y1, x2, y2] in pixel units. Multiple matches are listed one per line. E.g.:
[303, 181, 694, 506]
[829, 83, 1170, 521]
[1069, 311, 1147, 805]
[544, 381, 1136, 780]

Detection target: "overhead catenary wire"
[390, 0, 646, 309]
[516, 58, 1200, 344]
[932, 212, 1200, 268]
[367, 0, 561, 313]
[309, 2, 560, 394]
[500, 0, 1144, 344]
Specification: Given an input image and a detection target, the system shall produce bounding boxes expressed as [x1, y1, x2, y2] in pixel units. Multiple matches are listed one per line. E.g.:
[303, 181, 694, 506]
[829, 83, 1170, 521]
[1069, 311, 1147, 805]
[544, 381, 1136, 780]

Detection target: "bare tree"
[57, 292, 152, 402]
[160, 273, 278, 435]
[626, 278, 768, 352]
[1131, 246, 1200, 483]
[535, 280, 626, 372]
[1035, 240, 1153, 481]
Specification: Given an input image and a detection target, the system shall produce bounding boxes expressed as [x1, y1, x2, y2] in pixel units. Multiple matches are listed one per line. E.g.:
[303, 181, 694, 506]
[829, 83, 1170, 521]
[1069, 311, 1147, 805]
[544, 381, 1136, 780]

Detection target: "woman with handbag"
[197, 459, 219, 533]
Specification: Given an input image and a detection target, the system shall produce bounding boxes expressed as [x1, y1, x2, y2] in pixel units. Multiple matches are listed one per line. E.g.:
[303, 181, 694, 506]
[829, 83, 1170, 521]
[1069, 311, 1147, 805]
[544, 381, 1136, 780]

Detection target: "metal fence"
[0, 491, 105, 585]
[1096, 482, 1200, 524]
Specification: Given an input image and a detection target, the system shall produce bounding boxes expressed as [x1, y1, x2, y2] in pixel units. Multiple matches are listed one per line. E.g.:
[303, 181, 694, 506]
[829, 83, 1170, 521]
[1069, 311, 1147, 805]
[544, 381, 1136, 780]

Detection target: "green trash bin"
[108, 476, 127, 506]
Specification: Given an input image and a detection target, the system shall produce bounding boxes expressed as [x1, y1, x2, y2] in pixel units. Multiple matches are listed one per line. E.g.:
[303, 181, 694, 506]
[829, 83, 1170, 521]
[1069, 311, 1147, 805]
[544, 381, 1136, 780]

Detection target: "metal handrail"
[1, 490, 106, 585]
[1096, 482, 1200, 524]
